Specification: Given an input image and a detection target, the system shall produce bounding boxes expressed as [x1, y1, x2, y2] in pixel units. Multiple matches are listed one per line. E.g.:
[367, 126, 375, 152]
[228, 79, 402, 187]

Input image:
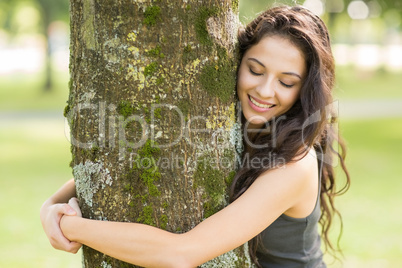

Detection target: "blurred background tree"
[239, 0, 401, 42]
[0, 0, 69, 91]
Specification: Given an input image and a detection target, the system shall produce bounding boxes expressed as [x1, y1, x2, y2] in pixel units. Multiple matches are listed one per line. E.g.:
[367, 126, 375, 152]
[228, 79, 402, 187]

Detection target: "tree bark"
[66, 0, 248, 267]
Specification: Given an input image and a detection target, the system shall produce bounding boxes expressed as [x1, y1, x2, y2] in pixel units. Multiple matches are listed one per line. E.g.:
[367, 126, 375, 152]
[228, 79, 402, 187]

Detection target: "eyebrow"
[247, 58, 302, 80]
[282, 72, 302, 80]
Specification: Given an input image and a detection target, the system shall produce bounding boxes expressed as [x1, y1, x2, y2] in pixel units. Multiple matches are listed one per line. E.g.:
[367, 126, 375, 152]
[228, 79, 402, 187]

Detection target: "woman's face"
[237, 35, 307, 128]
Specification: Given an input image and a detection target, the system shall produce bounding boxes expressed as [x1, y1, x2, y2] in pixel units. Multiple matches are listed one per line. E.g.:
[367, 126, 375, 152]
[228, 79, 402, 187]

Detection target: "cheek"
[236, 71, 245, 96]
[282, 90, 301, 106]
[237, 69, 252, 96]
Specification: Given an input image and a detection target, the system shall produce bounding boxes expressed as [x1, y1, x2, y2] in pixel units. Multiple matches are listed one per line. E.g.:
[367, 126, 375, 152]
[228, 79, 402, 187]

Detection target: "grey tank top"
[256, 158, 326, 268]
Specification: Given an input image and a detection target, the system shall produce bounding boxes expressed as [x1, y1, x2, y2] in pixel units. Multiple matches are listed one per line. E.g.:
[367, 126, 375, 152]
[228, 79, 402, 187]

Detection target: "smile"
[249, 95, 276, 110]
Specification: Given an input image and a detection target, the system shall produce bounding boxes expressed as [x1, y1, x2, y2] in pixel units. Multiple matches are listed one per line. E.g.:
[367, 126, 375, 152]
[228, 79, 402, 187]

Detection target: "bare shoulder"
[258, 148, 318, 183]
[289, 148, 318, 175]
[250, 148, 319, 215]
[257, 148, 319, 218]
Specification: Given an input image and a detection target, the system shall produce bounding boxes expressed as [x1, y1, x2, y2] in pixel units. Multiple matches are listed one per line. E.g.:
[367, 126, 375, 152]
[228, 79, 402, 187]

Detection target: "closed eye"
[249, 68, 263, 76]
[280, 81, 294, 88]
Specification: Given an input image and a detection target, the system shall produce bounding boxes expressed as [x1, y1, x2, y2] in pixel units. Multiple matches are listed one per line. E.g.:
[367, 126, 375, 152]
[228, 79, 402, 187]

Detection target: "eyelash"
[249, 68, 294, 88]
[280, 81, 293, 88]
[249, 68, 263, 76]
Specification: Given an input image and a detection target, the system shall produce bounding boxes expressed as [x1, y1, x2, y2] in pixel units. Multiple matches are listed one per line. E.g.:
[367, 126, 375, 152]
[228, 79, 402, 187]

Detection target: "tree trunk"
[66, 0, 249, 267]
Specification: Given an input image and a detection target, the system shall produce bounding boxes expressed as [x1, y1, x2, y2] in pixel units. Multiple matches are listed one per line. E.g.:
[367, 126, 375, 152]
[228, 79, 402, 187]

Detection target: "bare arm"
[42, 178, 76, 205]
[60, 154, 318, 267]
[40, 178, 82, 253]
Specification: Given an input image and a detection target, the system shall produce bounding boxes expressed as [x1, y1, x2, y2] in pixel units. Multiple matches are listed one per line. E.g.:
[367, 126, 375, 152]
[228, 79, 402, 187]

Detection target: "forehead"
[243, 35, 306, 75]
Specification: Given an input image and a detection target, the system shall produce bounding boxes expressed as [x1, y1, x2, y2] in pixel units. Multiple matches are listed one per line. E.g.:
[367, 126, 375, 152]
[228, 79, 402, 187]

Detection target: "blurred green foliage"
[1, 0, 400, 38]
[0, 0, 69, 35]
[335, 66, 402, 99]
[0, 0, 69, 91]
[239, 0, 401, 43]
[0, 70, 69, 111]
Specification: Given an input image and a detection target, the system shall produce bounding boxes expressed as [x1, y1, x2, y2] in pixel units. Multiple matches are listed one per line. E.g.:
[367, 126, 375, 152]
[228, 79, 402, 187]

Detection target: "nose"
[255, 76, 275, 98]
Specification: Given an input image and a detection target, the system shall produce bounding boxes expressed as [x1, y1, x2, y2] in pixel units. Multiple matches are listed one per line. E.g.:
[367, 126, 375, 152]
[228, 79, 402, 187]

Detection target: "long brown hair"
[229, 5, 351, 266]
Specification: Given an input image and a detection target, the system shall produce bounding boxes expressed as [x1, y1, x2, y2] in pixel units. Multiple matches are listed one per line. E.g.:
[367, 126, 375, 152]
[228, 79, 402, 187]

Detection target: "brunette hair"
[229, 5, 351, 266]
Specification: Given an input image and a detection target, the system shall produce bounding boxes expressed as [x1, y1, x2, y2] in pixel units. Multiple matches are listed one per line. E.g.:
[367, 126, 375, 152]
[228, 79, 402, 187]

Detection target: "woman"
[41, 5, 350, 267]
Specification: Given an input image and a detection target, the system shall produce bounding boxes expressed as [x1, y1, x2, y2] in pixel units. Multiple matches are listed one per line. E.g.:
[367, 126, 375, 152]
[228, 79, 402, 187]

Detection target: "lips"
[248, 95, 276, 111]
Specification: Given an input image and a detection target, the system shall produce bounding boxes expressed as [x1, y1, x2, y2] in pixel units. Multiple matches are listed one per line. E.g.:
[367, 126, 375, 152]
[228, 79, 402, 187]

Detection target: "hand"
[40, 200, 82, 253]
[67, 197, 82, 218]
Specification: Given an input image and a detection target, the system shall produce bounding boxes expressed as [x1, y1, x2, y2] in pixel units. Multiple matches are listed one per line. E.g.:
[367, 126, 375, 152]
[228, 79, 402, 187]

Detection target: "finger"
[64, 241, 82, 254]
[68, 198, 82, 217]
[68, 197, 79, 206]
[49, 229, 76, 251]
[62, 203, 77, 216]
[68, 241, 83, 254]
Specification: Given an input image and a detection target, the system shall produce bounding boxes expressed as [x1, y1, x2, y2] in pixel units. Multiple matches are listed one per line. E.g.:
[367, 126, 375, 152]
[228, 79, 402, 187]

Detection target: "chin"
[245, 118, 268, 128]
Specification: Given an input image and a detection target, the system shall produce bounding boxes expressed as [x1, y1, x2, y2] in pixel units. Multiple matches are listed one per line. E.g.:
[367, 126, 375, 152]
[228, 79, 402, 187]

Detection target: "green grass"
[331, 118, 402, 267]
[0, 70, 69, 111]
[0, 118, 81, 268]
[335, 66, 402, 100]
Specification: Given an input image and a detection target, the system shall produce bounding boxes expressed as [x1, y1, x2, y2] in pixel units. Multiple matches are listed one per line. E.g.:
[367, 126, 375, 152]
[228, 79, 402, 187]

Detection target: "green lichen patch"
[124, 139, 163, 227]
[160, 214, 168, 230]
[137, 204, 156, 226]
[184, 44, 192, 53]
[63, 104, 71, 118]
[69, 144, 76, 168]
[144, 62, 158, 77]
[117, 100, 134, 119]
[199, 49, 236, 103]
[82, 145, 100, 162]
[225, 170, 236, 186]
[154, 107, 162, 119]
[231, 0, 239, 11]
[146, 45, 165, 58]
[182, 44, 197, 63]
[177, 99, 191, 116]
[193, 157, 227, 218]
[195, 6, 220, 46]
[143, 5, 161, 26]
[156, 77, 165, 86]
[131, 139, 162, 197]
